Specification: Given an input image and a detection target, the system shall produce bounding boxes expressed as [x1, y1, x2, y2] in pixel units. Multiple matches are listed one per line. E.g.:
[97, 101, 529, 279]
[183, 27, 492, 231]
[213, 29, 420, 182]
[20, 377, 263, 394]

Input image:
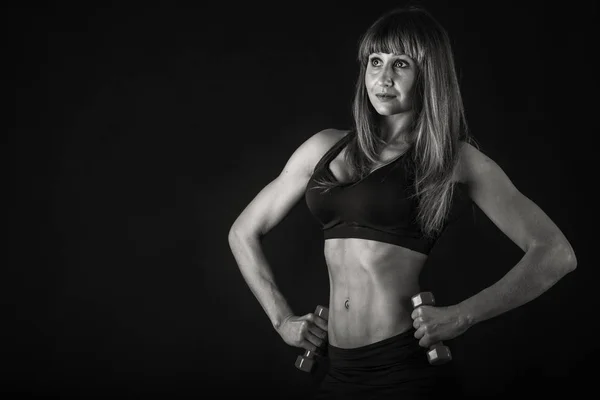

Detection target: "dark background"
[6, 1, 597, 398]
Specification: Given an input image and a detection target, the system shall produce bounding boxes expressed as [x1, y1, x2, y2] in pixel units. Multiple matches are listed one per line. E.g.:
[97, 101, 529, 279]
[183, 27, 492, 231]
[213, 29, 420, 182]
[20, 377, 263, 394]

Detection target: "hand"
[277, 309, 328, 354]
[411, 304, 468, 348]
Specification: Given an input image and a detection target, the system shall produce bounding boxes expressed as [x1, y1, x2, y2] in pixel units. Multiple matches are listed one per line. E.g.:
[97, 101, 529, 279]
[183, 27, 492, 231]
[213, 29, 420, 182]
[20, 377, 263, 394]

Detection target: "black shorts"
[314, 328, 460, 399]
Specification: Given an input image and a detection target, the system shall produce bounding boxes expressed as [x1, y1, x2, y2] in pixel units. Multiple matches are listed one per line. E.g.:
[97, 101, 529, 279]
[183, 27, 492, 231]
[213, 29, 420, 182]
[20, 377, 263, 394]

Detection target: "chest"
[308, 155, 418, 228]
[328, 147, 410, 184]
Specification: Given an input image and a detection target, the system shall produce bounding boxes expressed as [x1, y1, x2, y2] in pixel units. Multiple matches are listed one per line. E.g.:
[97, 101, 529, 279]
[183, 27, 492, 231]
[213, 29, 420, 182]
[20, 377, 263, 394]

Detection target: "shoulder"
[453, 140, 518, 200]
[309, 128, 351, 150]
[283, 128, 351, 177]
[452, 140, 488, 184]
[454, 140, 499, 184]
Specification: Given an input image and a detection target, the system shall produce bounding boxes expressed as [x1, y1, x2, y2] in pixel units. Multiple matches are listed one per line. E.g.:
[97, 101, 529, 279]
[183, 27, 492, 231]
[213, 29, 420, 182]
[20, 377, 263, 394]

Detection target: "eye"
[394, 59, 409, 69]
[370, 57, 382, 67]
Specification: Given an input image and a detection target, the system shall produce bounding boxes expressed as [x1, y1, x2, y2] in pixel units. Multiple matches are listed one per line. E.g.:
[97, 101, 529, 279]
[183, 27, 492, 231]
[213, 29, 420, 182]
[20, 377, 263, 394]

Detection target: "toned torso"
[320, 130, 461, 349]
[325, 239, 427, 348]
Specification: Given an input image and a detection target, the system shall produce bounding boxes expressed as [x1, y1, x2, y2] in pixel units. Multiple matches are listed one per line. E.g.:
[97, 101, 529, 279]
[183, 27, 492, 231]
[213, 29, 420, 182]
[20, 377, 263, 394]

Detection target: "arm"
[228, 129, 341, 331]
[456, 142, 577, 327]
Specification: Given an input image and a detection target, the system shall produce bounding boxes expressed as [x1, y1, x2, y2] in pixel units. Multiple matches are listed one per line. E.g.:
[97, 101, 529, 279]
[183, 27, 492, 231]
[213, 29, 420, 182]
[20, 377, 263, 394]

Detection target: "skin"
[228, 52, 577, 356]
[325, 52, 424, 348]
[365, 52, 416, 143]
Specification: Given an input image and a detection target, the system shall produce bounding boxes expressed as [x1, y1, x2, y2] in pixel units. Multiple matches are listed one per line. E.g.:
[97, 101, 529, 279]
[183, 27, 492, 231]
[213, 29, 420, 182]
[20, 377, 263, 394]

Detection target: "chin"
[373, 105, 400, 116]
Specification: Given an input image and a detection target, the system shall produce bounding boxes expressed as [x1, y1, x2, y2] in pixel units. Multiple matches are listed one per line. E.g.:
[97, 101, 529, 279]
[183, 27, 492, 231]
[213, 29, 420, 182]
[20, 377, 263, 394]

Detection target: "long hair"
[314, 6, 477, 239]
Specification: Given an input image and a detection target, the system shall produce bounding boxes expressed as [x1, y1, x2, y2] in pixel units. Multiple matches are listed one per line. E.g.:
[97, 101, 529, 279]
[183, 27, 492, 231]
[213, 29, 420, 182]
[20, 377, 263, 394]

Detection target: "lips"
[375, 93, 397, 101]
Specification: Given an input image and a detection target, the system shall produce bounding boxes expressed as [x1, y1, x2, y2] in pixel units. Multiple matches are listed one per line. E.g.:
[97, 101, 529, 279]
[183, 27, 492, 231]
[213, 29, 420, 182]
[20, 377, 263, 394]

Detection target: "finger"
[301, 338, 319, 353]
[308, 324, 327, 341]
[301, 339, 326, 357]
[411, 307, 423, 320]
[304, 332, 326, 352]
[298, 320, 309, 334]
[313, 315, 328, 332]
[301, 313, 315, 322]
[419, 336, 430, 348]
[305, 330, 326, 349]
[304, 313, 328, 332]
[414, 325, 425, 340]
[412, 317, 423, 329]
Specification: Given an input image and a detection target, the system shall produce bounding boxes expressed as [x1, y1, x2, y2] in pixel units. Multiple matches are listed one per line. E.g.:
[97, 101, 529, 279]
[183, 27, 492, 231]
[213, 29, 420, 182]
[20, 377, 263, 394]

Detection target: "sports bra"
[304, 131, 466, 255]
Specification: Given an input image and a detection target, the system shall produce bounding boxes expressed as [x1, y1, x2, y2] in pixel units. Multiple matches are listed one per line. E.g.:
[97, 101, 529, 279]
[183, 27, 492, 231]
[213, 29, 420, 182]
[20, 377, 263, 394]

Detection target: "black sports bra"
[305, 131, 466, 255]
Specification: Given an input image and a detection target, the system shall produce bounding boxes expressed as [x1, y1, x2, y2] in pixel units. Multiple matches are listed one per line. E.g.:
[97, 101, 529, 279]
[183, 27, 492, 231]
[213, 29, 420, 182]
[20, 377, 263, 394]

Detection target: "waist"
[326, 274, 417, 348]
[324, 238, 425, 348]
[327, 308, 415, 348]
[327, 327, 420, 365]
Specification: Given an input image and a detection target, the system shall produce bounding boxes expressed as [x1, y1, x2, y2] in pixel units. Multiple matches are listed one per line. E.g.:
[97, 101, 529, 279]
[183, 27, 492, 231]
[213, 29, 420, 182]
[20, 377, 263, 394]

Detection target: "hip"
[327, 303, 414, 348]
[316, 329, 457, 399]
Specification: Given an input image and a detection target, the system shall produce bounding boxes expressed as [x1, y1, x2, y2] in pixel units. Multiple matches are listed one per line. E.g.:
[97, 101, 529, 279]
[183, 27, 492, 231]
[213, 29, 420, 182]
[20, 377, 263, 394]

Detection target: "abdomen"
[324, 238, 427, 348]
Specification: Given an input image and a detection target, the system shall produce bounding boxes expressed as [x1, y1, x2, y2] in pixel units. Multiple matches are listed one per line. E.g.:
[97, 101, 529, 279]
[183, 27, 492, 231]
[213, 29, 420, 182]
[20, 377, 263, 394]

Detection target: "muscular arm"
[228, 129, 343, 330]
[456, 142, 577, 327]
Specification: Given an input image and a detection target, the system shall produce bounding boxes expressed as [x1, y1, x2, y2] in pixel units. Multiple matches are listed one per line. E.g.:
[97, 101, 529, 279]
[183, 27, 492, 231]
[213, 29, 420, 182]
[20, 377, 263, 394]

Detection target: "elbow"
[555, 237, 577, 273]
[228, 225, 237, 247]
[526, 237, 577, 289]
[228, 223, 244, 247]
[562, 246, 577, 273]
[543, 239, 577, 282]
[228, 221, 260, 247]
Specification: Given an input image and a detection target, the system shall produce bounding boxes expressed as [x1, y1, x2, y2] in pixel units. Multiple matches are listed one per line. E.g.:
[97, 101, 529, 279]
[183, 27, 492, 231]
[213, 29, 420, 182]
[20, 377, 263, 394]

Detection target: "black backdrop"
[7, 1, 597, 399]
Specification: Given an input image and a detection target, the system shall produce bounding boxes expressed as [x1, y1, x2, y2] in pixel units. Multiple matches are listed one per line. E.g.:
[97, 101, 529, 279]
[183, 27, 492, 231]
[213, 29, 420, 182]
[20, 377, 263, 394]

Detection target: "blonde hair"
[314, 6, 478, 238]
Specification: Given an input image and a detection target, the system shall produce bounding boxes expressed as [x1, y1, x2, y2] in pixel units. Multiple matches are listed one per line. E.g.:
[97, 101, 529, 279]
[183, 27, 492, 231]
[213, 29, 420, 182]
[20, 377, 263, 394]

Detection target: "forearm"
[459, 242, 576, 327]
[228, 229, 294, 331]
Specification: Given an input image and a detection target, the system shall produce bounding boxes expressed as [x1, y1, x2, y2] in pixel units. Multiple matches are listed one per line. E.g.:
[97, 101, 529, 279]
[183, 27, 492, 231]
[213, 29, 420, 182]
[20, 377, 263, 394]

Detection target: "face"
[365, 52, 416, 117]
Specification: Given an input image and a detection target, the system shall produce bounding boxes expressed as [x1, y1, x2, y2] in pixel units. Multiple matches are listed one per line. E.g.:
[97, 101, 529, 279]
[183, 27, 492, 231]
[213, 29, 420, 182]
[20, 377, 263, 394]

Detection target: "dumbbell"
[295, 305, 329, 372]
[411, 292, 452, 365]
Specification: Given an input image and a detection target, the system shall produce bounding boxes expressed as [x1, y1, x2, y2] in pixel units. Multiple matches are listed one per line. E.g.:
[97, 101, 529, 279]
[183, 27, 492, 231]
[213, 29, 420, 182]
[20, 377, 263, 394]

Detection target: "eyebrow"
[370, 53, 411, 58]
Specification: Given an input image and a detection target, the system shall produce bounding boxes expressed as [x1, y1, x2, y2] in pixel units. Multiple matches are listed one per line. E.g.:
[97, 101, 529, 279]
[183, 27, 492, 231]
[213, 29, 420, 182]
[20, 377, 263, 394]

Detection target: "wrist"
[273, 312, 293, 332]
[457, 301, 475, 330]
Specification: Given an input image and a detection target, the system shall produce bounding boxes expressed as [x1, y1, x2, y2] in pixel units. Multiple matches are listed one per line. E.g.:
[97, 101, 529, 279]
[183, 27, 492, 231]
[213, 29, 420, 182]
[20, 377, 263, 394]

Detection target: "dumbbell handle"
[304, 306, 329, 358]
[411, 292, 452, 365]
[301, 305, 328, 358]
[294, 305, 329, 372]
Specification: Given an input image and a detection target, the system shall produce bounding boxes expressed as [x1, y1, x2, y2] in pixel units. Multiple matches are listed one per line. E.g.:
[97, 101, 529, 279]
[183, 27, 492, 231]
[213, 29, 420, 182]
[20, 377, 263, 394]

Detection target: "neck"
[379, 111, 415, 146]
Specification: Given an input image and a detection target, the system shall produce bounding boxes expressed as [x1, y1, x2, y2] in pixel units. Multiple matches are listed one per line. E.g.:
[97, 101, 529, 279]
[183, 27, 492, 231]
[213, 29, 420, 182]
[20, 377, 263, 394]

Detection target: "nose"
[377, 66, 393, 87]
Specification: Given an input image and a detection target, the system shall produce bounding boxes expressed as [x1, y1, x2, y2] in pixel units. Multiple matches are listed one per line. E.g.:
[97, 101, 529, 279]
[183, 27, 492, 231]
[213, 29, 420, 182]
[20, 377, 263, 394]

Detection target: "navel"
[344, 298, 350, 310]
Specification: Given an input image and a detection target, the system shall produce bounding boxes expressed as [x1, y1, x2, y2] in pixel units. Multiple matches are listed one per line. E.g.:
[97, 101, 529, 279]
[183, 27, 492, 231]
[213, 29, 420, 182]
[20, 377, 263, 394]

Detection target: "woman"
[227, 6, 577, 399]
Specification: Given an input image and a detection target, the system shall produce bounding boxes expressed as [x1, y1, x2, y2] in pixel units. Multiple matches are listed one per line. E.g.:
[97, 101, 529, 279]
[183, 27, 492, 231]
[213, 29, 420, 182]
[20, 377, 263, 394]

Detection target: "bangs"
[358, 15, 425, 64]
